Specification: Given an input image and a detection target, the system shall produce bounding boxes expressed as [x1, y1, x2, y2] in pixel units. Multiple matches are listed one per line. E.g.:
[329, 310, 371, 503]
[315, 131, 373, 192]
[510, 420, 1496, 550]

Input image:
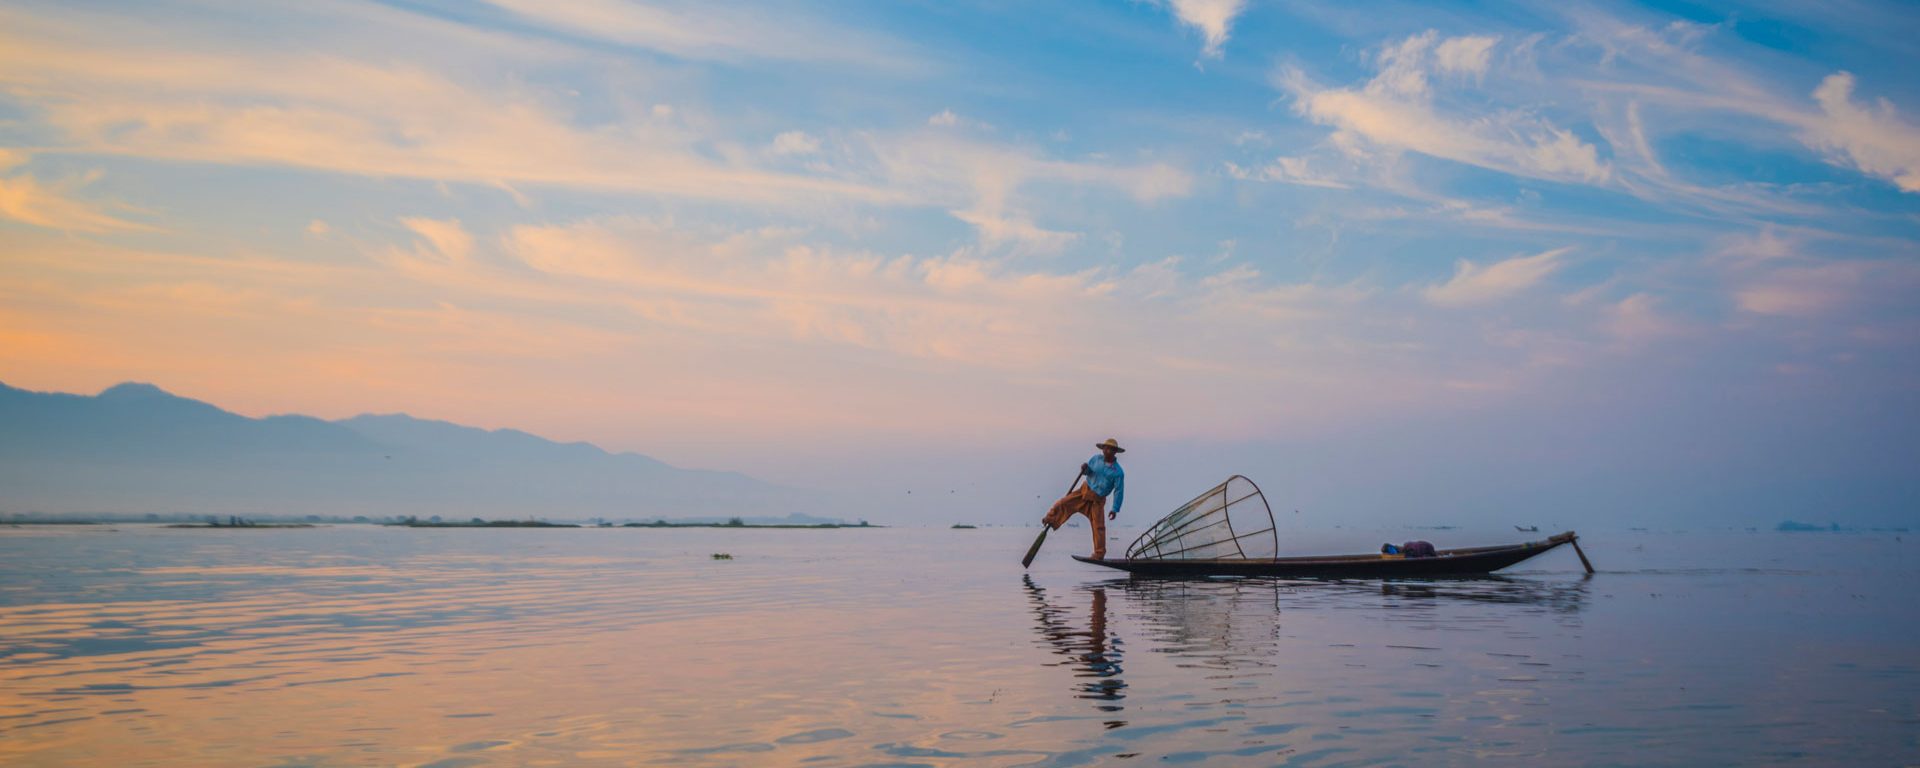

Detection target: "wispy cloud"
[1805, 72, 1920, 193]
[867, 132, 1192, 250]
[1434, 35, 1499, 80]
[1425, 247, 1571, 307]
[770, 131, 822, 156]
[1711, 229, 1920, 338]
[949, 210, 1081, 254]
[0, 6, 1189, 247]
[399, 218, 474, 264]
[1567, 12, 1920, 197]
[1263, 14, 1920, 230]
[1278, 32, 1611, 186]
[1604, 293, 1683, 342]
[0, 154, 153, 233]
[925, 109, 994, 131]
[0, 17, 893, 206]
[476, 0, 917, 69]
[1224, 156, 1351, 189]
[1733, 263, 1866, 318]
[1162, 0, 1248, 59]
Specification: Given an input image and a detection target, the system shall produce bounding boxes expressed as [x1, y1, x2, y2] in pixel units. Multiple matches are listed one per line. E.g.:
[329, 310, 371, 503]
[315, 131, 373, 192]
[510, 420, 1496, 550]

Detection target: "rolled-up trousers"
[1043, 484, 1109, 559]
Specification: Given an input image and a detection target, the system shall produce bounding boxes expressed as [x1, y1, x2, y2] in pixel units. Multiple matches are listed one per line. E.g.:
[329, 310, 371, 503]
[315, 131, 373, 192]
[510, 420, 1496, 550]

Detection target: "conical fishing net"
[1124, 475, 1276, 560]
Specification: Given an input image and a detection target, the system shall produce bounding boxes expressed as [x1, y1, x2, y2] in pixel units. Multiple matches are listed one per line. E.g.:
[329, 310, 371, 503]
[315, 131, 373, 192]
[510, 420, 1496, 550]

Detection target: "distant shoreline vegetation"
[399, 519, 579, 528]
[623, 517, 875, 529]
[1776, 520, 1909, 533]
[2, 512, 870, 528]
[388, 515, 876, 529]
[167, 522, 316, 529]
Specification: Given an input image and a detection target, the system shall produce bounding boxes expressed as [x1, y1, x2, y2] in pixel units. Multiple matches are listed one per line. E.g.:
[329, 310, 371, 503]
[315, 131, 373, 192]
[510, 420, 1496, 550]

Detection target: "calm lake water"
[1, 524, 1915, 767]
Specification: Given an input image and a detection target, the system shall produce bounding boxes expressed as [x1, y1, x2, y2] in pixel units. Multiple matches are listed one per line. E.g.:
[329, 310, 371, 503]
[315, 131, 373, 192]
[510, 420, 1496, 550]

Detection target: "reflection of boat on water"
[1106, 574, 1586, 666]
[1110, 572, 1589, 620]
[1086, 575, 1586, 691]
[1099, 577, 1285, 671]
[1021, 576, 1126, 725]
[1371, 575, 1588, 613]
[1075, 475, 1593, 577]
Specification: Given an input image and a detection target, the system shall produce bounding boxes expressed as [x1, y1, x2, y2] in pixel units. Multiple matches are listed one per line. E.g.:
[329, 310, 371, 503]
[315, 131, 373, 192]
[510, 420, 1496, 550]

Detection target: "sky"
[1, 0, 1916, 527]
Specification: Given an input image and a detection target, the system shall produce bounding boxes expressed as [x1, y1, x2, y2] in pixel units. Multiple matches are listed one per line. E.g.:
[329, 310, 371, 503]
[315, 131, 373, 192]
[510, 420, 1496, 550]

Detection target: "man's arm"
[1108, 471, 1124, 519]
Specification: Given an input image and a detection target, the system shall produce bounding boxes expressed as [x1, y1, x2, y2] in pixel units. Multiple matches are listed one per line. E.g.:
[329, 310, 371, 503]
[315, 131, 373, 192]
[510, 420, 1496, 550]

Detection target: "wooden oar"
[1569, 532, 1595, 574]
[1021, 474, 1082, 568]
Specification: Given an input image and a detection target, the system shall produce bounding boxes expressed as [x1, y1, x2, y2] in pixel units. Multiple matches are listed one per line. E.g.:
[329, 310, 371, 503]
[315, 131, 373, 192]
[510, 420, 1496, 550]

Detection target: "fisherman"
[1042, 438, 1126, 559]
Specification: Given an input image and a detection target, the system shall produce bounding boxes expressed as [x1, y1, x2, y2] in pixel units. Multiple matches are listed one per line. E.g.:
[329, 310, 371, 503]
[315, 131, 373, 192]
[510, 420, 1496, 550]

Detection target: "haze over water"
[3, 525, 1913, 767]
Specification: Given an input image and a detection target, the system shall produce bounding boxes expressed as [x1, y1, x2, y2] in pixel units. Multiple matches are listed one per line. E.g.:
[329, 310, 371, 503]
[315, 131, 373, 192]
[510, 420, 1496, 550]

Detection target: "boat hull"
[1072, 532, 1579, 578]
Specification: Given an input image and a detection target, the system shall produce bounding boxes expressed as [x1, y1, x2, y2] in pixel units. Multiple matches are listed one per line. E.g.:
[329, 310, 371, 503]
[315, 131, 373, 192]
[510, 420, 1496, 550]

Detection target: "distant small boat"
[1515, 525, 1539, 532]
[951, 524, 977, 529]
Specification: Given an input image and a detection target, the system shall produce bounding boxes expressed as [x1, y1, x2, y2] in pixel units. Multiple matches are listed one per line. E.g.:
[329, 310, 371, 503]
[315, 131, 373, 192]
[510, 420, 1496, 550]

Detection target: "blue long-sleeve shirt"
[1084, 454, 1125, 514]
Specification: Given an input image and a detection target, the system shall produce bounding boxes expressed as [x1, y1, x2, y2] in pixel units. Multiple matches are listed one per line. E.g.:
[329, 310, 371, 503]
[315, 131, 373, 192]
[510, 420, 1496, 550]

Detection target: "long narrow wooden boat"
[1074, 531, 1585, 577]
[1068, 475, 1592, 577]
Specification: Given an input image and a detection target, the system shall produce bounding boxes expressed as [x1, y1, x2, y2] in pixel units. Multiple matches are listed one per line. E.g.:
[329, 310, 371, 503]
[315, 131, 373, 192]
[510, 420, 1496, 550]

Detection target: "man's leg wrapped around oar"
[1042, 483, 1110, 559]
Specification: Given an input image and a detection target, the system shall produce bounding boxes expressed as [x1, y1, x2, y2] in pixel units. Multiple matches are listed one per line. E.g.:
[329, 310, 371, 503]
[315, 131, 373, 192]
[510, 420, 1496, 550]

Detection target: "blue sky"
[1, 0, 1916, 526]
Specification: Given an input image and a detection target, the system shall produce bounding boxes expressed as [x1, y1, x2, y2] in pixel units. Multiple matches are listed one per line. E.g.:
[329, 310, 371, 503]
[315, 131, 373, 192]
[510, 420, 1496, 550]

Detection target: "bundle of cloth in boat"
[1381, 541, 1437, 558]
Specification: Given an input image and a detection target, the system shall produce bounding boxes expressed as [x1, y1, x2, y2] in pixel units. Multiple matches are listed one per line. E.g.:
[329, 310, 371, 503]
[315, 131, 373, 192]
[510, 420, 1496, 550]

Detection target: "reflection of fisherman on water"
[1022, 576, 1126, 726]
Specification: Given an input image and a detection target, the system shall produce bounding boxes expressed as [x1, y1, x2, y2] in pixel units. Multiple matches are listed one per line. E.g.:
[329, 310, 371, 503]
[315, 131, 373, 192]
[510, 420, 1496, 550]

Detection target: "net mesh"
[1125, 475, 1276, 560]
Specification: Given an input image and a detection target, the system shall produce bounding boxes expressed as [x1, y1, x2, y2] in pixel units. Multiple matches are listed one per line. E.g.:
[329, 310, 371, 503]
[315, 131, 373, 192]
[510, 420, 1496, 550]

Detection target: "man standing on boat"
[1042, 439, 1126, 559]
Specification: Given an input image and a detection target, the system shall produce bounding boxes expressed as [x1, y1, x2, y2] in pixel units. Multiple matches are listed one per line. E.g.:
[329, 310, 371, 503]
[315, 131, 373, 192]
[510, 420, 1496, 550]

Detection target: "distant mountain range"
[0, 381, 836, 521]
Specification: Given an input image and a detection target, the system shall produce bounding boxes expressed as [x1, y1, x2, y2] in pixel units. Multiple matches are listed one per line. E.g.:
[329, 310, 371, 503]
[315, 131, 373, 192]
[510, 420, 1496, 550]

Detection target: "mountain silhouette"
[0, 381, 817, 519]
